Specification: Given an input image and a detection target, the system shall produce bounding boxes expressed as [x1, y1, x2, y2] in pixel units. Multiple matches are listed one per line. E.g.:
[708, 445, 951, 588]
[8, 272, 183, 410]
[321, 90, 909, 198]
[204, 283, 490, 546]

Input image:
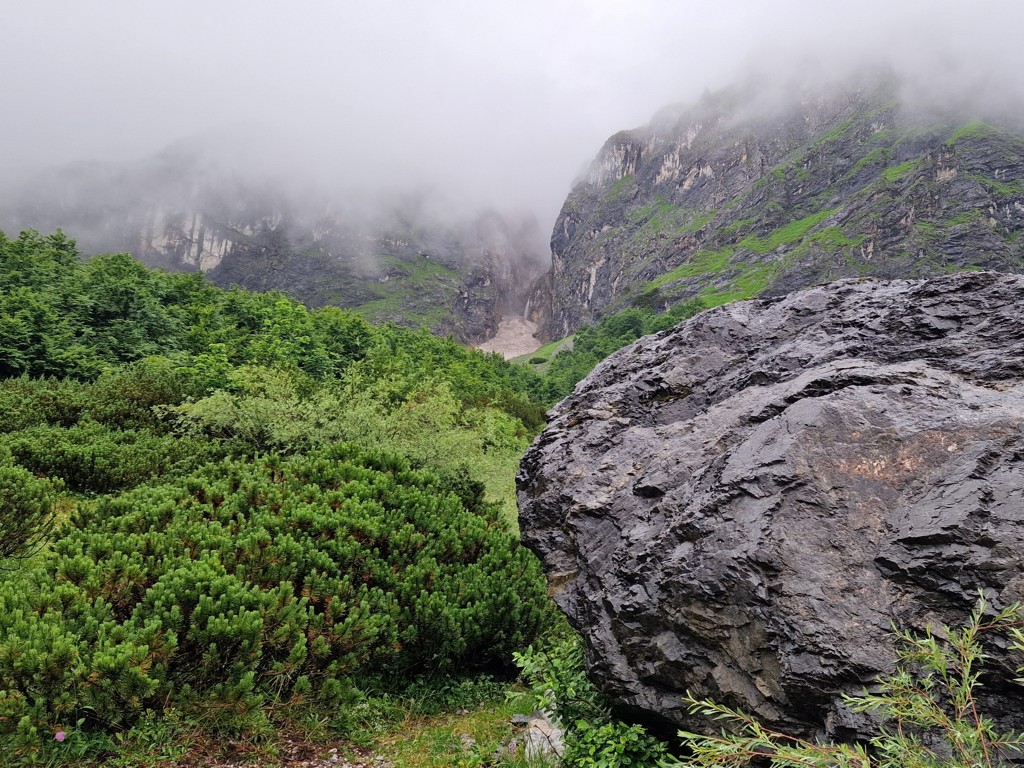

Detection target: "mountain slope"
[530, 76, 1024, 339]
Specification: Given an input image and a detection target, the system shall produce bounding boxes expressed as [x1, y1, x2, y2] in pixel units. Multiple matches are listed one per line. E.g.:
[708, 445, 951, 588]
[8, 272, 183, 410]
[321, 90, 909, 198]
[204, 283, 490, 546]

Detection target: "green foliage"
[737, 209, 839, 255]
[565, 720, 667, 768]
[970, 173, 1024, 198]
[806, 226, 864, 249]
[883, 159, 920, 183]
[0, 444, 553, 755]
[604, 175, 637, 202]
[515, 626, 668, 768]
[0, 465, 57, 559]
[672, 596, 1024, 768]
[1, 420, 221, 494]
[0, 228, 557, 764]
[644, 247, 733, 291]
[541, 301, 705, 402]
[625, 199, 715, 252]
[813, 116, 858, 147]
[846, 145, 895, 178]
[0, 229, 547, 427]
[945, 210, 984, 227]
[947, 120, 996, 147]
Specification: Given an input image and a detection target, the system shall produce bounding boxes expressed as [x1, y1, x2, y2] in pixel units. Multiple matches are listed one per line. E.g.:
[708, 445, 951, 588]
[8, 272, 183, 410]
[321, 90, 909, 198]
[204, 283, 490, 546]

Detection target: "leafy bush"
[673, 596, 1024, 767]
[515, 626, 667, 768]
[0, 443, 553, 751]
[565, 720, 667, 768]
[0, 230, 549, 427]
[542, 301, 705, 402]
[0, 376, 89, 433]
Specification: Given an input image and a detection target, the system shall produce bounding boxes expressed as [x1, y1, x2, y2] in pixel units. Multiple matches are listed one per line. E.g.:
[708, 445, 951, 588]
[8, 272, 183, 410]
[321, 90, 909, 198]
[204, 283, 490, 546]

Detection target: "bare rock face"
[533, 74, 1024, 342]
[517, 271, 1024, 741]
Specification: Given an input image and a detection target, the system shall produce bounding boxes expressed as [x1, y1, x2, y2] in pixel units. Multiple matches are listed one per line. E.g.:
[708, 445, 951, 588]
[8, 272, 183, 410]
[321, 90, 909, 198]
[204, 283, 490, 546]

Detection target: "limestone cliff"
[532, 76, 1024, 339]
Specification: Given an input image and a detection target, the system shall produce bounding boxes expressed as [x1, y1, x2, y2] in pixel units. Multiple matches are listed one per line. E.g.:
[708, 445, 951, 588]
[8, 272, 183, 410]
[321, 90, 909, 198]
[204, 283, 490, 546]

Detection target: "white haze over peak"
[2, 0, 1023, 229]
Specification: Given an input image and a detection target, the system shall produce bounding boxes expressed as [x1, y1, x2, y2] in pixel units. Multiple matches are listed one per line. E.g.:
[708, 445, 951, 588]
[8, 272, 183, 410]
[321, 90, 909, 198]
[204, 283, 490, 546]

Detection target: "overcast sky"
[3, 1, 1023, 228]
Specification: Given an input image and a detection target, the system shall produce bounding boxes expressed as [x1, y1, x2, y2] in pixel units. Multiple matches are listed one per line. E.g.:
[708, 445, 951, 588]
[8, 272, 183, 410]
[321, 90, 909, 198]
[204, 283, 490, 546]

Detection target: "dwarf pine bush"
[1, 421, 222, 493]
[0, 443, 552, 745]
[0, 464, 56, 559]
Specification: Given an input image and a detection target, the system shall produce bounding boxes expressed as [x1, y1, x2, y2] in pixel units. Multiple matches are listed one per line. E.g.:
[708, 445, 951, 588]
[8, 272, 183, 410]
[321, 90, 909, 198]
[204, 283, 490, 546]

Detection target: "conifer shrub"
[82, 358, 202, 430]
[0, 443, 552, 745]
[0, 464, 57, 559]
[0, 376, 89, 432]
[1, 421, 222, 493]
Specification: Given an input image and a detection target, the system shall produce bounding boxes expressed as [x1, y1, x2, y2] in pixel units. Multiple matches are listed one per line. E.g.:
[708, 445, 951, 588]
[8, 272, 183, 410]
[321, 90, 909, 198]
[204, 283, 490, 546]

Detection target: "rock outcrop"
[532, 74, 1024, 340]
[517, 271, 1024, 741]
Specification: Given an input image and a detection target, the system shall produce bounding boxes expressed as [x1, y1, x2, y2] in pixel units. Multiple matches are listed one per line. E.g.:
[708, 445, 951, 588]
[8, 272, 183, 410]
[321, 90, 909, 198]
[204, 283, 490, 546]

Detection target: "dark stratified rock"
[517, 270, 1024, 741]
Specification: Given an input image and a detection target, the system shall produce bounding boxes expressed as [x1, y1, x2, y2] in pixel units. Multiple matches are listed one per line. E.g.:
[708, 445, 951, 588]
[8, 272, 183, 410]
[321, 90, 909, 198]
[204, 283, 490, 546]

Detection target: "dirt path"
[475, 316, 542, 359]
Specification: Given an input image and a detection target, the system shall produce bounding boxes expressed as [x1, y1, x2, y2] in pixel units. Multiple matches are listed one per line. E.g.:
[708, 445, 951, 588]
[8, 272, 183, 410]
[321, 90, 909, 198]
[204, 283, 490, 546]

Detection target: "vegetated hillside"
[1, 147, 548, 344]
[528, 74, 1024, 339]
[0, 229, 555, 764]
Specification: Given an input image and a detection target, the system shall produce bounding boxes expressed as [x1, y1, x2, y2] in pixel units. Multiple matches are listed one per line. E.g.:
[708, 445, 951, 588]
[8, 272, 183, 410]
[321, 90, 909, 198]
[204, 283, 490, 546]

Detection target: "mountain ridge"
[528, 76, 1024, 340]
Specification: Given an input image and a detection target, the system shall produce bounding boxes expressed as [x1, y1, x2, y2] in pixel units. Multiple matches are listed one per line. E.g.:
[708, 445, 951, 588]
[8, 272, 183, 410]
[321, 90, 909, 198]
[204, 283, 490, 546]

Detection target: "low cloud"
[2, 1, 1022, 231]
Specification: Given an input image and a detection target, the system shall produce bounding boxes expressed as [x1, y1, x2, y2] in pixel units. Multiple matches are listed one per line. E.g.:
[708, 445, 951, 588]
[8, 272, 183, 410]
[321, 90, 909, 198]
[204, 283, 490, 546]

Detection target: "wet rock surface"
[518, 271, 1024, 740]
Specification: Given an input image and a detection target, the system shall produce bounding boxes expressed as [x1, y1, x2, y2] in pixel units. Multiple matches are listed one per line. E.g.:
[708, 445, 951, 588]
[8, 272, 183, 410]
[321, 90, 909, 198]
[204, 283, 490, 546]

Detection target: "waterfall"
[523, 296, 531, 321]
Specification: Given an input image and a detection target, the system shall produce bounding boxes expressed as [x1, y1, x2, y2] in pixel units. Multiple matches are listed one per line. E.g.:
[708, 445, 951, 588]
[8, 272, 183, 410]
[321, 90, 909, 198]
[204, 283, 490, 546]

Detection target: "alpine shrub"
[0, 464, 57, 559]
[0, 443, 553, 743]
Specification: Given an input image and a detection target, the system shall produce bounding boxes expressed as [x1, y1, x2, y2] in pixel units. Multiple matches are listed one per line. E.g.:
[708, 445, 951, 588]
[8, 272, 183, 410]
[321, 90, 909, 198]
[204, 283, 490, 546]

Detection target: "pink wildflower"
[55, 730, 66, 742]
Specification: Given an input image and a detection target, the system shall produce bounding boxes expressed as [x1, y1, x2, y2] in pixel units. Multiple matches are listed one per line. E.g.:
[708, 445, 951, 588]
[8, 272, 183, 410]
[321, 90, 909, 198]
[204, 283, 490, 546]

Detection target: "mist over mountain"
[1, 140, 548, 343]
[3, 2, 1024, 347]
[5, 2, 1024, 223]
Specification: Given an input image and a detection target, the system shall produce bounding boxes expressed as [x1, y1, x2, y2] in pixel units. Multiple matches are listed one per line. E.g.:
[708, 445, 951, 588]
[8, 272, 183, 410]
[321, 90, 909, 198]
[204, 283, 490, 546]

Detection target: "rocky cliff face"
[532, 76, 1024, 340]
[2, 148, 547, 344]
[518, 271, 1024, 741]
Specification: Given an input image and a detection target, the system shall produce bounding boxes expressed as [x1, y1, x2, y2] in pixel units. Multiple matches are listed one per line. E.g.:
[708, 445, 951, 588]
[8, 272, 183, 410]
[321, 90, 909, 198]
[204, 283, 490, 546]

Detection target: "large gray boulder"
[517, 271, 1024, 741]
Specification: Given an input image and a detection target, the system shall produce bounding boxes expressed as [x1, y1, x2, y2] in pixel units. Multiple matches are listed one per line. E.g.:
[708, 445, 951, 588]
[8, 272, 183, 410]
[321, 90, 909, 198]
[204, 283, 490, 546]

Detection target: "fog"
[3, 0, 1024, 230]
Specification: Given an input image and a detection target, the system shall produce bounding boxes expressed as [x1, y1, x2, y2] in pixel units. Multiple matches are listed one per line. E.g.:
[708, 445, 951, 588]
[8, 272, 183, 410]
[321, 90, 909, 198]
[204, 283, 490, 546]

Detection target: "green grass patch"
[626, 199, 716, 245]
[947, 120, 995, 146]
[644, 246, 735, 290]
[513, 334, 575, 375]
[355, 295, 451, 328]
[720, 217, 757, 236]
[914, 220, 942, 241]
[806, 226, 864, 249]
[847, 146, 894, 178]
[627, 197, 671, 226]
[375, 685, 534, 768]
[738, 208, 839, 254]
[352, 256, 463, 328]
[813, 116, 858, 147]
[945, 209, 984, 227]
[973, 174, 1024, 197]
[842, 249, 873, 275]
[883, 159, 920, 183]
[603, 174, 636, 201]
[729, 262, 780, 298]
